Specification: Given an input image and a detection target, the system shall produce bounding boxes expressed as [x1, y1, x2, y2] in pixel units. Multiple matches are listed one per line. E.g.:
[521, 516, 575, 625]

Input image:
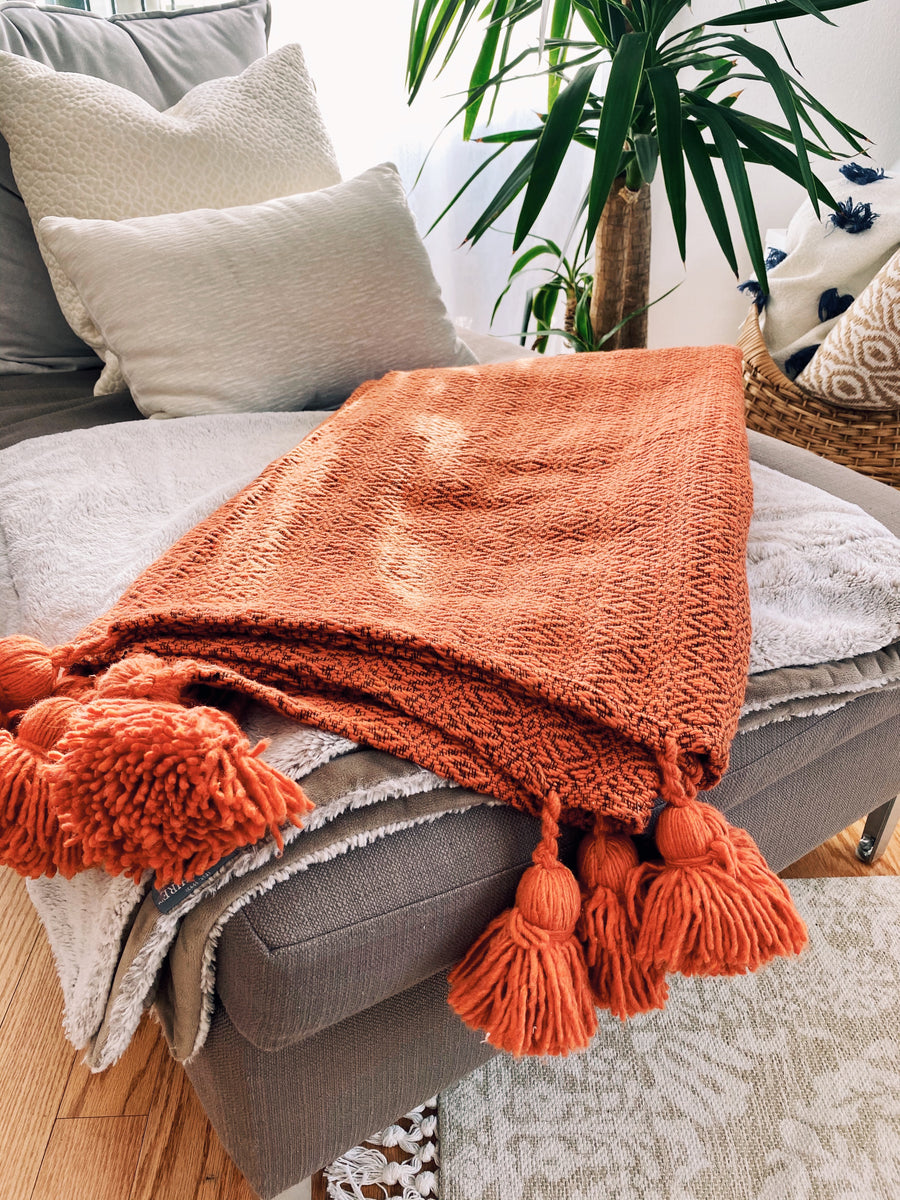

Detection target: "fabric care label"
[152, 848, 243, 914]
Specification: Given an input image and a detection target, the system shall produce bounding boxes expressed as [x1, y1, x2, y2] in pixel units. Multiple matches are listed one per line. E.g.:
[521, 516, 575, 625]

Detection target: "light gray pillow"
[0, 0, 271, 376]
[0, 42, 342, 393]
[40, 164, 477, 418]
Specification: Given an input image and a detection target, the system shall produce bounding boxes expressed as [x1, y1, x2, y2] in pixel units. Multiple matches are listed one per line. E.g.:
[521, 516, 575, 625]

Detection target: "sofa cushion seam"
[236, 859, 534, 954]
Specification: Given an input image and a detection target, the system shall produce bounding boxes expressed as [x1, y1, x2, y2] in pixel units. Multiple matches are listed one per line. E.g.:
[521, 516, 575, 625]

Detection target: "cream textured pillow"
[798, 248, 900, 410]
[0, 44, 340, 392]
[39, 165, 476, 418]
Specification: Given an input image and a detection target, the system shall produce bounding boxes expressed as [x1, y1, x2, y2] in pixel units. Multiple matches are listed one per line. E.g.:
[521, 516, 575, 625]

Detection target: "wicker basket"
[740, 307, 900, 488]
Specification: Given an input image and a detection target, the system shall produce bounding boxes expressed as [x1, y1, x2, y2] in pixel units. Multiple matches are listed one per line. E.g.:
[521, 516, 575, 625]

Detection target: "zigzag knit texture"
[59, 346, 754, 829]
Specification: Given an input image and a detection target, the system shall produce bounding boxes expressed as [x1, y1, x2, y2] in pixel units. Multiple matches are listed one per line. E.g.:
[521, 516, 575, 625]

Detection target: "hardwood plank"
[780, 818, 900, 879]
[310, 1172, 328, 1200]
[129, 1052, 257, 1200]
[31, 1116, 145, 1200]
[60, 1013, 171, 1119]
[0, 869, 41, 1027]
[0, 932, 75, 1200]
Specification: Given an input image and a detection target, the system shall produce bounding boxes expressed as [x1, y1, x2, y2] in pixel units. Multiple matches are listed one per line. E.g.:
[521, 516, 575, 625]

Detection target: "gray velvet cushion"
[0, 368, 140, 449]
[0, 0, 270, 375]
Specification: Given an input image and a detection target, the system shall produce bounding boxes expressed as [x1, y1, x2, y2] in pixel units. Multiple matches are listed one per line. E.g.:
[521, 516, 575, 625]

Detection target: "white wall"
[270, 1, 900, 349]
[649, 0, 900, 348]
[268, 0, 577, 342]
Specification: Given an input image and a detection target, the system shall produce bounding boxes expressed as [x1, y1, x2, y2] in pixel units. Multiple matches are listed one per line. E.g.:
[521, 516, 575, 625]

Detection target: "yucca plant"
[407, 0, 872, 349]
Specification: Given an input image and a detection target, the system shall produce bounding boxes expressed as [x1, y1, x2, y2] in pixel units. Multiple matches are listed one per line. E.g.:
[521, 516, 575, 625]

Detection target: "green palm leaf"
[468, 143, 540, 243]
[722, 33, 818, 213]
[701, 105, 768, 290]
[514, 62, 598, 248]
[647, 65, 686, 260]
[708, 0, 869, 24]
[586, 31, 649, 243]
[463, 0, 511, 140]
[681, 119, 738, 277]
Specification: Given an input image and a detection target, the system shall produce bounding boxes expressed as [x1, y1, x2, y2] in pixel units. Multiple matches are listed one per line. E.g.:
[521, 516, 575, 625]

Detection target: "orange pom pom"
[577, 826, 667, 1019]
[18, 695, 81, 754]
[51, 695, 313, 885]
[447, 792, 597, 1056]
[448, 858, 597, 1056]
[0, 697, 83, 878]
[0, 635, 57, 711]
[96, 654, 195, 704]
[634, 800, 808, 977]
[52, 673, 96, 702]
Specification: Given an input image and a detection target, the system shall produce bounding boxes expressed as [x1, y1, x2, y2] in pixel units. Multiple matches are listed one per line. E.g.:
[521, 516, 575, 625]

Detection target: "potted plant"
[407, 0, 872, 349]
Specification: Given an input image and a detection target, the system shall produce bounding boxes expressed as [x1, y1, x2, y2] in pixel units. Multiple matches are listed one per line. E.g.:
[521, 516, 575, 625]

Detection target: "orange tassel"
[0, 635, 57, 711]
[634, 737, 807, 977]
[447, 790, 597, 1056]
[576, 822, 667, 1019]
[95, 654, 198, 704]
[52, 672, 96, 702]
[51, 694, 313, 886]
[0, 697, 83, 878]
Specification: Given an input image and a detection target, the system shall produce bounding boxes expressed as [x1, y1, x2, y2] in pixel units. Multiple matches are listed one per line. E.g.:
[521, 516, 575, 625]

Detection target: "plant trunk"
[564, 287, 577, 333]
[590, 176, 652, 351]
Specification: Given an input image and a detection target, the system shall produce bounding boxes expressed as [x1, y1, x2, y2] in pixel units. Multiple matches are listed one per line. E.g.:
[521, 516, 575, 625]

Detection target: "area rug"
[437, 877, 900, 1200]
[321, 1101, 439, 1199]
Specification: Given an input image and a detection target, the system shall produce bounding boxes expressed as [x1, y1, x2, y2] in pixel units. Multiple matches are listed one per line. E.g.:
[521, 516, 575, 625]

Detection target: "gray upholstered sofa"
[176, 431, 900, 1198]
[5, 364, 899, 1199]
[3, 364, 900, 1198]
[1, 5, 899, 1199]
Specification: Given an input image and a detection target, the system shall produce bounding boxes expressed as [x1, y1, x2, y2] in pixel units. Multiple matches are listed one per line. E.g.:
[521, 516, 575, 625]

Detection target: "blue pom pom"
[738, 280, 767, 311]
[784, 345, 821, 381]
[817, 288, 854, 323]
[765, 247, 788, 271]
[839, 163, 887, 186]
[829, 198, 878, 234]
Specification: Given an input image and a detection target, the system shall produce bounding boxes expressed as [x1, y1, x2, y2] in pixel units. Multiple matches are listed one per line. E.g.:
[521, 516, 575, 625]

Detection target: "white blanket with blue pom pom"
[755, 163, 900, 380]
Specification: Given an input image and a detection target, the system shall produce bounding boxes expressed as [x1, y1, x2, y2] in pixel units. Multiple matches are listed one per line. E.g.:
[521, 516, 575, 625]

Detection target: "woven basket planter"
[740, 307, 900, 488]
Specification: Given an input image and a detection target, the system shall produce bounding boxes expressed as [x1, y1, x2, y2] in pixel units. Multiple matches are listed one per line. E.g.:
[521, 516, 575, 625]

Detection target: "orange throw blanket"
[0, 347, 806, 1055]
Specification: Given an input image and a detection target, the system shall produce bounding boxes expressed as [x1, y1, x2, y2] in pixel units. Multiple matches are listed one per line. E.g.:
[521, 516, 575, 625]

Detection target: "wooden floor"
[0, 817, 896, 1200]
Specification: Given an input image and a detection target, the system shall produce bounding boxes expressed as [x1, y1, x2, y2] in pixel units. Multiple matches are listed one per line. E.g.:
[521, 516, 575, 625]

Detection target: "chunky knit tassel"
[576, 821, 667, 1018]
[0, 652, 313, 885]
[634, 736, 808, 977]
[0, 635, 58, 712]
[0, 697, 84, 878]
[447, 790, 597, 1056]
[51, 693, 313, 886]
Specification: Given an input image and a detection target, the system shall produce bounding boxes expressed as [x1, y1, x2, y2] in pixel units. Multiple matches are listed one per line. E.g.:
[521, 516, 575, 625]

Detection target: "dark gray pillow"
[0, 0, 271, 375]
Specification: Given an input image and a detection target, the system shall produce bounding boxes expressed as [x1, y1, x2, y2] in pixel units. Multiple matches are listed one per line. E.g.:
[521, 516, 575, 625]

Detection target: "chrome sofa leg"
[857, 795, 900, 864]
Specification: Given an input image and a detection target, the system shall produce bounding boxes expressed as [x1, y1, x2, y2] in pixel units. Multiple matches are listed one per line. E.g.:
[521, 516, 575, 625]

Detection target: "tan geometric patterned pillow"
[799, 248, 900, 410]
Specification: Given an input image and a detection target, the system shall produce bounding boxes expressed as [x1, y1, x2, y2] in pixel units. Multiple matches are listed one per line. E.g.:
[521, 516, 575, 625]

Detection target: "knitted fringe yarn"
[323, 1100, 439, 1199]
[450, 736, 807, 1055]
[0, 635, 57, 713]
[633, 803, 809, 976]
[0, 697, 84, 878]
[632, 736, 808, 977]
[576, 821, 667, 1019]
[447, 790, 597, 1056]
[51, 695, 312, 885]
[0, 639, 313, 885]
